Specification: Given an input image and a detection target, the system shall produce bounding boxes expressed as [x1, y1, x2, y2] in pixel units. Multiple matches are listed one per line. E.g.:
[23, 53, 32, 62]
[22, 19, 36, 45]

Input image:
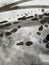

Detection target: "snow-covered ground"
[0, 0, 49, 65]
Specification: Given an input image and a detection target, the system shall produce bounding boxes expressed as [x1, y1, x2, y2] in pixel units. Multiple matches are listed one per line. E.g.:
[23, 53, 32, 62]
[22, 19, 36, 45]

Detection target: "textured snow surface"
[0, 0, 49, 65]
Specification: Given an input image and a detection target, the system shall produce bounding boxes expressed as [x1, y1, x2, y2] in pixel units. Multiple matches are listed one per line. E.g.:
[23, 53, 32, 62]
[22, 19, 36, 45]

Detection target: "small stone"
[16, 42, 23, 45]
[5, 32, 12, 36]
[36, 32, 41, 35]
[43, 13, 49, 16]
[11, 28, 17, 33]
[18, 16, 26, 20]
[26, 41, 33, 46]
[38, 25, 43, 31]
[44, 24, 48, 27]
[17, 25, 21, 28]
[4, 23, 12, 27]
[13, 22, 20, 24]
